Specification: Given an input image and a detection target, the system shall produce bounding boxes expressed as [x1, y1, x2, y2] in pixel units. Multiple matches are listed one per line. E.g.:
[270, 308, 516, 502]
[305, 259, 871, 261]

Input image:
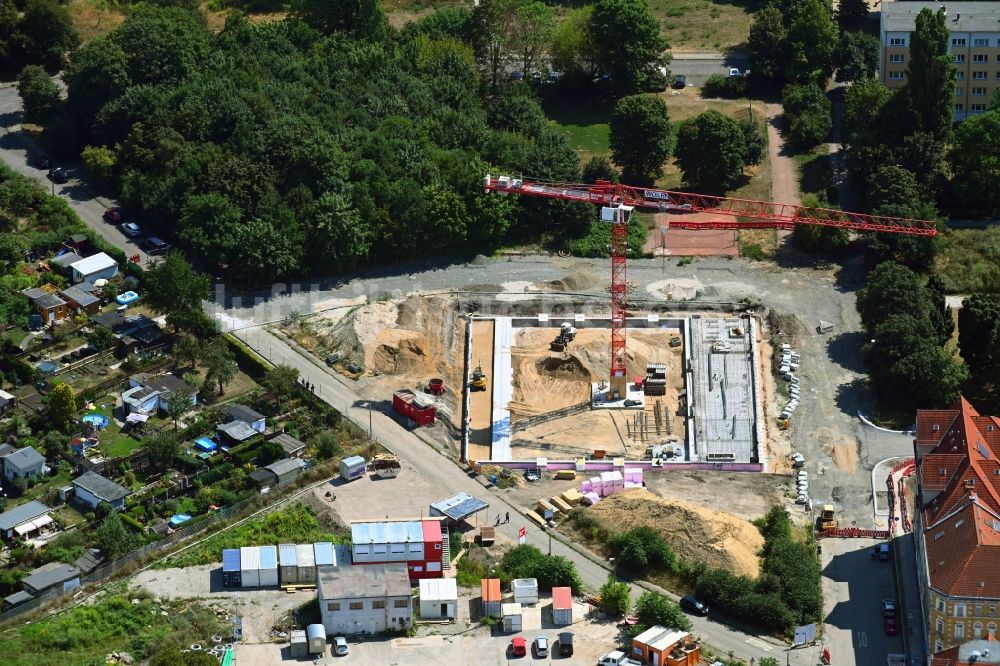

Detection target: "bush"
[782, 83, 831, 149]
[223, 333, 272, 379]
[635, 591, 692, 631]
[500, 544, 583, 591]
[740, 242, 767, 261]
[599, 577, 632, 616]
[608, 526, 678, 572]
[702, 73, 748, 98]
[569, 220, 648, 258]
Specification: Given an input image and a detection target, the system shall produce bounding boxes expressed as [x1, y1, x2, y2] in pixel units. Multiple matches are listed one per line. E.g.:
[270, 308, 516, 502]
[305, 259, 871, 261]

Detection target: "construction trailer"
[279, 544, 298, 585]
[340, 456, 366, 482]
[502, 603, 523, 632]
[297, 544, 317, 585]
[290, 630, 308, 658]
[513, 578, 538, 605]
[419, 578, 458, 620]
[240, 546, 260, 588]
[481, 578, 502, 618]
[392, 390, 436, 426]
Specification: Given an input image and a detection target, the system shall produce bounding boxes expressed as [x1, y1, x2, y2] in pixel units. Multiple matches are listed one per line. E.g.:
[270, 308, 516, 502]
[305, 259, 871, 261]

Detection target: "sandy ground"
[468, 318, 494, 463]
[648, 212, 739, 256]
[644, 469, 793, 522]
[131, 564, 315, 643]
[586, 489, 765, 578]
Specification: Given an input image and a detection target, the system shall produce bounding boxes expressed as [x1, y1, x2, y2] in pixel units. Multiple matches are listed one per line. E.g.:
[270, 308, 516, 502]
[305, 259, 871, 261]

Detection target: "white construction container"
[258, 545, 279, 587]
[290, 630, 308, 658]
[279, 543, 298, 585]
[502, 603, 523, 632]
[340, 456, 366, 482]
[240, 546, 260, 588]
[552, 587, 573, 626]
[306, 623, 327, 655]
[297, 543, 316, 584]
[512, 578, 538, 605]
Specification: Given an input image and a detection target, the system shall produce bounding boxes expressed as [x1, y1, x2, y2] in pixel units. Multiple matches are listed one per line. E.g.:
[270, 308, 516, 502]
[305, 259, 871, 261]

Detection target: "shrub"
[609, 526, 678, 572]
[635, 591, 692, 631]
[702, 73, 747, 98]
[223, 333, 272, 379]
[598, 577, 631, 616]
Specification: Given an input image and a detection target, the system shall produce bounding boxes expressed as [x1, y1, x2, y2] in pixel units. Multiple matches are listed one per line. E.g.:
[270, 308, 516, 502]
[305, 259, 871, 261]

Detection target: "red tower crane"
[483, 174, 937, 399]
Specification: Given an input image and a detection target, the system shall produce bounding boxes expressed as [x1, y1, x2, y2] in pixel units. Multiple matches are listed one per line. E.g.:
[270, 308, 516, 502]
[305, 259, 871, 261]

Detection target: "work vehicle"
[558, 632, 574, 656]
[333, 636, 348, 656]
[471, 364, 488, 391]
[103, 207, 123, 224]
[533, 636, 549, 657]
[47, 167, 69, 183]
[120, 222, 141, 238]
[791, 452, 805, 467]
[873, 543, 891, 561]
[882, 599, 896, 618]
[680, 595, 709, 616]
[510, 637, 526, 657]
[551, 321, 578, 351]
[884, 617, 898, 635]
[598, 650, 643, 666]
[672, 75, 686, 89]
[818, 504, 837, 530]
[370, 453, 401, 479]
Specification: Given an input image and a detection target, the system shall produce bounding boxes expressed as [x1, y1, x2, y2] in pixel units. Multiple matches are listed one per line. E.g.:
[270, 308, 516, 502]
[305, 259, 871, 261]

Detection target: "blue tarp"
[194, 437, 217, 452]
[169, 514, 192, 526]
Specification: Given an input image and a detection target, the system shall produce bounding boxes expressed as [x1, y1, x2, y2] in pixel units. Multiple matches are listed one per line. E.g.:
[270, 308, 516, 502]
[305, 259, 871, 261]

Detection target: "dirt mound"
[537, 355, 590, 379]
[587, 488, 763, 578]
[372, 331, 429, 375]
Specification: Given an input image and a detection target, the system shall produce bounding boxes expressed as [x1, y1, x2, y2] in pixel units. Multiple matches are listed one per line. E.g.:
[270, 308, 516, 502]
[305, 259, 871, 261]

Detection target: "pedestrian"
[495, 515, 501, 527]
[505, 511, 510, 524]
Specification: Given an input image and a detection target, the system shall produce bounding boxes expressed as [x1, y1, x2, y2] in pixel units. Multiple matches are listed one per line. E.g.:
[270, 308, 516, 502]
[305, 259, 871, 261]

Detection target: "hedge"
[223, 333, 272, 379]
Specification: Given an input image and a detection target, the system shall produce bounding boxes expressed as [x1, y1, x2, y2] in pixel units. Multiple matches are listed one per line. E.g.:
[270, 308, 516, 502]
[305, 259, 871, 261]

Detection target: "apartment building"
[880, 2, 1000, 120]
[913, 397, 1000, 655]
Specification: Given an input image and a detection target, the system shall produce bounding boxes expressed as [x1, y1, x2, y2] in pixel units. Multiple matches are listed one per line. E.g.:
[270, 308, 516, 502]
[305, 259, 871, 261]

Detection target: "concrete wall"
[319, 595, 413, 635]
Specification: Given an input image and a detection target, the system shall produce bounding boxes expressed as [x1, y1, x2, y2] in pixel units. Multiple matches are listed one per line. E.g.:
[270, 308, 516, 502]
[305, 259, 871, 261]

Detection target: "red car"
[884, 617, 899, 635]
[102, 207, 123, 224]
[510, 637, 526, 657]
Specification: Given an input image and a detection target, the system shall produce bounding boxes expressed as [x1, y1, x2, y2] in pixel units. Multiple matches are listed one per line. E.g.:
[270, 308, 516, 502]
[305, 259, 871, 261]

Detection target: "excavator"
[818, 504, 838, 531]
[471, 364, 488, 391]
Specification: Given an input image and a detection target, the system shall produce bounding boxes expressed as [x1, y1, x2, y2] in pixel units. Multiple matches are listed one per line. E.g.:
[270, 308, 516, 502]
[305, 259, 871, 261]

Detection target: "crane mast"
[483, 174, 936, 398]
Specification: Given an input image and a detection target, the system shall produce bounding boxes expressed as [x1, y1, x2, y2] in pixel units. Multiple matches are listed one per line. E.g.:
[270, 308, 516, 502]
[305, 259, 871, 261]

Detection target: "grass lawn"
[650, 0, 755, 51]
[18, 468, 73, 503]
[82, 405, 164, 459]
[2, 326, 28, 348]
[793, 145, 836, 204]
[544, 97, 615, 163]
[67, 0, 125, 43]
[933, 226, 1000, 293]
[53, 504, 88, 528]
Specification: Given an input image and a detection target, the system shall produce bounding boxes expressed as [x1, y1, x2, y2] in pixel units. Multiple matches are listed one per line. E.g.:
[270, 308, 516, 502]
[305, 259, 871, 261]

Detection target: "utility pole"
[368, 400, 373, 440]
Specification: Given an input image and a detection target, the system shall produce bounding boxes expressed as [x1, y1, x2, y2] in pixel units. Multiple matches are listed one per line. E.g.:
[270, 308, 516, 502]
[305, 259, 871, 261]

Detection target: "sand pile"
[587, 489, 764, 578]
[547, 270, 599, 292]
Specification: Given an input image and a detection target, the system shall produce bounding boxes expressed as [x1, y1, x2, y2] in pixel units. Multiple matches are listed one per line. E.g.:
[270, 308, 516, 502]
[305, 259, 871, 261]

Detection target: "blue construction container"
[222, 549, 241, 588]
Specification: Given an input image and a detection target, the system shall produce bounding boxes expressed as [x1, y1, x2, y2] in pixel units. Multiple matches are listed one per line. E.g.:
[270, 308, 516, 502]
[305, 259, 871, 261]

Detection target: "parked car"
[558, 632, 574, 656]
[102, 207, 123, 224]
[120, 222, 141, 238]
[882, 599, 896, 618]
[623, 399, 642, 407]
[141, 236, 169, 254]
[47, 167, 69, 184]
[672, 75, 687, 89]
[680, 595, 709, 616]
[533, 636, 549, 658]
[333, 636, 348, 656]
[883, 617, 898, 635]
[728, 67, 742, 77]
[511, 637, 526, 657]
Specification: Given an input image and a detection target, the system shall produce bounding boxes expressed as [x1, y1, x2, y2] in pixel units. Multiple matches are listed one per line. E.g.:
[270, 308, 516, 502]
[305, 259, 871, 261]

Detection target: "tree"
[903, 8, 955, 141]
[80, 146, 117, 183]
[96, 511, 139, 560]
[782, 83, 832, 148]
[598, 576, 631, 616]
[63, 36, 131, 137]
[791, 195, 850, 253]
[177, 192, 243, 267]
[16, 65, 60, 125]
[46, 383, 76, 428]
[550, 6, 596, 79]
[164, 387, 195, 430]
[292, 0, 385, 38]
[203, 339, 237, 395]
[892, 344, 968, 407]
[863, 165, 940, 270]
[315, 432, 340, 459]
[232, 217, 303, 286]
[511, 1, 554, 75]
[12, 0, 79, 70]
[835, 32, 879, 83]
[842, 79, 893, 147]
[958, 294, 1000, 384]
[739, 118, 765, 167]
[609, 95, 673, 185]
[87, 324, 116, 351]
[173, 335, 201, 370]
[635, 591, 692, 631]
[836, 0, 869, 29]
[258, 440, 285, 466]
[306, 191, 372, 269]
[589, 0, 669, 94]
[145, 430, 180, 469]
[488, 86, 547, 138]
[783, 0, 837, 84]
[142, 252, 211, 334]
[950, 109, 1000, 214]
[747, 6, 786, 84]
[532, 554, 583, 591]
[262, 364, 299, 412]
[674, 111, 750, 193]
[470, 0, 520, 93]
[501, 544, 545, 578]
[856, 261, 935, 333]
[582, 156, 620, 184]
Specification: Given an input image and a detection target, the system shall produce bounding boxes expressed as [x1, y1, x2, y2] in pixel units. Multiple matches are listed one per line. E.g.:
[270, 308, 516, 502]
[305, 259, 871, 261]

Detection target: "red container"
[428, 378, 445, 395]
[392, 390, 436, 426]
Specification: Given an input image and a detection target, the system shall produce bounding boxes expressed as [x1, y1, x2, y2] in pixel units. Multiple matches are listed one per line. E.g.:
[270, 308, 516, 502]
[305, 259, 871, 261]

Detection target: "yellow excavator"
[471, 364, 488, 391]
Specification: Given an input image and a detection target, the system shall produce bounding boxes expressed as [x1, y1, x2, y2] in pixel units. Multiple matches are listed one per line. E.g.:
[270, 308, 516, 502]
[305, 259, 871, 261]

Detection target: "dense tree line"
[33, 4, 624, 284]
[0, 0, 78, 72]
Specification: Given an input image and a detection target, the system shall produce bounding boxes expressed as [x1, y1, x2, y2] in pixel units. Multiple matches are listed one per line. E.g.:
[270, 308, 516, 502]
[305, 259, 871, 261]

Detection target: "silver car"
[533, 636, 548, 657]
[333, 636, 348, 656]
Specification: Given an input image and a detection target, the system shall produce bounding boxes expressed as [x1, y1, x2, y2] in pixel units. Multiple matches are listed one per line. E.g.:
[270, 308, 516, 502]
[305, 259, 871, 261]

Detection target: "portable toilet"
[502, 603, 523, 632]
[297, 543, 316, 585]
[290, 630, 308, 658]
[240, 546, 260, 588]
[306, 623, 327, 655]
[258, 545, 279, 587]
[513, 578, 538, 605]
[552, 587, 573, 626]
[339, 456, 366, 482]
[279, 544, 298, 585]
[222, 549, 242, 588]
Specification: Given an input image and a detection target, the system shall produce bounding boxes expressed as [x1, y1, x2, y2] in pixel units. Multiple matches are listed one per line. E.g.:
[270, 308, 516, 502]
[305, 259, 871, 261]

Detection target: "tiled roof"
[918, 397, 1000, 600]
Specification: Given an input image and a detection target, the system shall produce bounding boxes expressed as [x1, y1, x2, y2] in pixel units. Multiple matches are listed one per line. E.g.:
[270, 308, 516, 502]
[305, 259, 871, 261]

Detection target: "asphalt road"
[670, 52, 750, 86]
[0, 83, 150, 265]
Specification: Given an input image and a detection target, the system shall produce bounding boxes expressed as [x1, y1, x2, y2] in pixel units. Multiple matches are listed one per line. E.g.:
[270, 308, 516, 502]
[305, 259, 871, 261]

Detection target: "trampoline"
[82, 413, 110, 429]
[115, 291, 140, 306]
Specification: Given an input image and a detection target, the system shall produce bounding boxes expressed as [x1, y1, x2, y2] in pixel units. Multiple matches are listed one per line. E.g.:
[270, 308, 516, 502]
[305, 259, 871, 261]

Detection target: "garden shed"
[419, 578, 458, 620]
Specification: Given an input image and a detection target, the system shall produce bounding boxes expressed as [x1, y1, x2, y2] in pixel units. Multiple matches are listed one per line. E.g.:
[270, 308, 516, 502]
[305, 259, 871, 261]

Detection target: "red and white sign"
[518, 527, 526, 544]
